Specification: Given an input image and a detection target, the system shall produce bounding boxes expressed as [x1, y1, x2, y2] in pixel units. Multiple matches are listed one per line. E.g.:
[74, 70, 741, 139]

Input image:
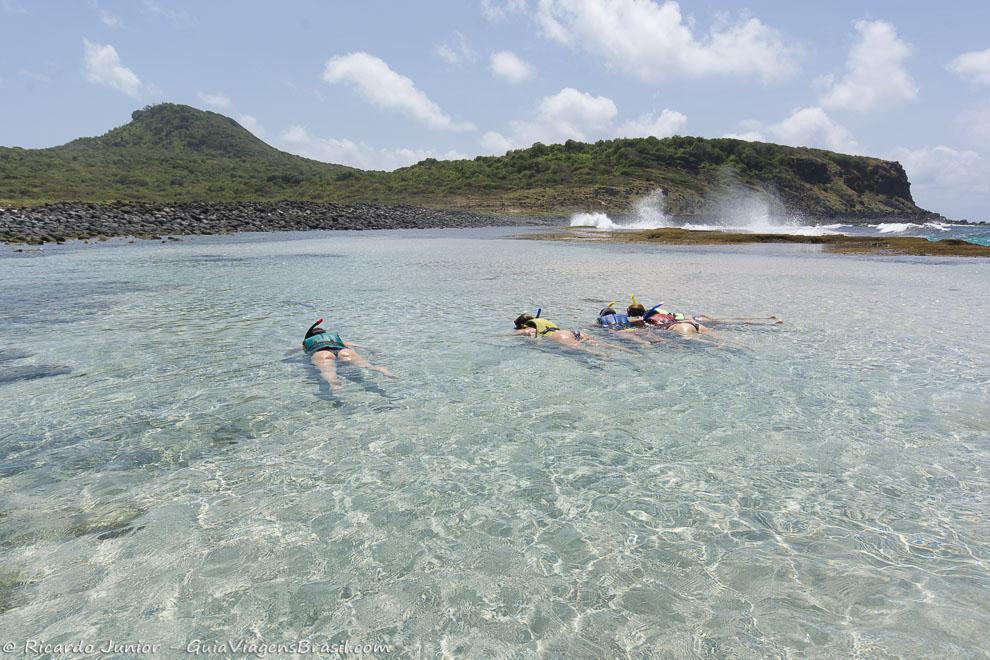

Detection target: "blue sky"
[2, 0, 989, 219]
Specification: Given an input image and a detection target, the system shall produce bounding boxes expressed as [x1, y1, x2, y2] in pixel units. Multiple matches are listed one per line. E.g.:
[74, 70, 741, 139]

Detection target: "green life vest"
[303, 331, 346, 353]
[524, 318, 560, 335]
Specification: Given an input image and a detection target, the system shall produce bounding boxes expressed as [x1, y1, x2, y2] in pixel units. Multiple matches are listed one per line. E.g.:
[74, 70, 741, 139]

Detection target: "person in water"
[595, 297, 655, 346]
[513, 311, 613, 357]
[640, 299, 783, 332]
[642, 304, 717, 336]
[302, 319, 395, 387]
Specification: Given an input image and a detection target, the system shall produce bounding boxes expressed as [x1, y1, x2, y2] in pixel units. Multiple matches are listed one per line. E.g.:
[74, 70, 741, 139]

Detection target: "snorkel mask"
[628, 294, 646, 318]
[513, 308, 541, 329]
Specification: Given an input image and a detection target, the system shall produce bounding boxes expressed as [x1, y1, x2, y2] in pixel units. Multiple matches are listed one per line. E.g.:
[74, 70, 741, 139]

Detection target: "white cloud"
[482, 87, 616, 150]
[820, 19, 917, 113]
[323, 52, 474, 131]
[480, 131, 515, 153]
[435, 32, 477, 65]
[885, 145, 990, 218]
[947, 48, 990, 86]
[278, 125, 467, 171]
[237, 114, 267, 140]
[197, 91, 231, 110]
[481, 0, 527, 21]
[490, 51, 534, 82]
[616, 109, 686, 138]
[481, 87, 687, 152]
[82, 39, 144, 98]
[726, 107, 859, 153]
[534, 0, 795, 82]
[886, 145, 987, 192]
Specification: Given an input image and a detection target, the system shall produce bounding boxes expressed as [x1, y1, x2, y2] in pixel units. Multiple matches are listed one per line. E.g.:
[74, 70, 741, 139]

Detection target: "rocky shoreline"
[522, 227, 990, 257]
[0, 201, 550, 245]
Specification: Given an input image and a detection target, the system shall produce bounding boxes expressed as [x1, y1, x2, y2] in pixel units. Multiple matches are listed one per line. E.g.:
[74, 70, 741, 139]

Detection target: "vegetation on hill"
[0, 103, 931, 218]
[0, 104, 353, 203]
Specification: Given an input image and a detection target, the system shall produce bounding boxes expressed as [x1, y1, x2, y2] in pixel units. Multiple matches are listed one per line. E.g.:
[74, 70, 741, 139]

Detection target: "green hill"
[0, 103, 932, 218]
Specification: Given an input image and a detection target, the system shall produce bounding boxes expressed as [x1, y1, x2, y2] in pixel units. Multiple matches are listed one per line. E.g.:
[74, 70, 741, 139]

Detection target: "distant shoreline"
[4, 200, 978, 247]
[0, 201, 556, 245]
[520, 227, 990, 258]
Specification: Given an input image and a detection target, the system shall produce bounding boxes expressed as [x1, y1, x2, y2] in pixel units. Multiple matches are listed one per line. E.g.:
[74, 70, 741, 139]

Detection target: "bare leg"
[310, 352, 342, 387]
[587, 335, 640, 354]
[548, 331, 609, 359]
[616, 331, 653, 347]
[336, 348, 397, 379]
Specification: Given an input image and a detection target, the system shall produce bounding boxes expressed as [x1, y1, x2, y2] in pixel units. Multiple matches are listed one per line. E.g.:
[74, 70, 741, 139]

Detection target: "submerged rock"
[0, 364, 72, 385]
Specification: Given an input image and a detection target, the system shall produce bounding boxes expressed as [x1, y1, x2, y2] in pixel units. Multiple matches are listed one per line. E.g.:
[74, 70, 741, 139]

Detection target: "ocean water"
[1, 229, 988, 658]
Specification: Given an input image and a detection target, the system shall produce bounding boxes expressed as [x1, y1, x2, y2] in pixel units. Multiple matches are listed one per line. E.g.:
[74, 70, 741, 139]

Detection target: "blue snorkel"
[535, 308, 541, 318]
[644, 303, 664, 320]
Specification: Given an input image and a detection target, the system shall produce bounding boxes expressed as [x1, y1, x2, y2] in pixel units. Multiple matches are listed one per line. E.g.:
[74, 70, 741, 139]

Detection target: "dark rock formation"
[0, 201, 548, 244]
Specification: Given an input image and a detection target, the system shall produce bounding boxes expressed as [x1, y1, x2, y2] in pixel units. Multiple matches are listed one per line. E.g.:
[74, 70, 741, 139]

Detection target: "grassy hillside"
[0, 104, 357, 203]
[0, 103, 930, 218]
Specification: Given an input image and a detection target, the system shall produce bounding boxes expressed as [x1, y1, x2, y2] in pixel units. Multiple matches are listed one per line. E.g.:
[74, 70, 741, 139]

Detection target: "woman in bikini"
[301, 319, 395, 388]
[512, 311, 614, 358]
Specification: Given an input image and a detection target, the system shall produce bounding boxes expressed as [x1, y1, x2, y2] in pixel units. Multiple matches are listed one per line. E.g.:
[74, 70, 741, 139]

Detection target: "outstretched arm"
[694, 314, 784, 325]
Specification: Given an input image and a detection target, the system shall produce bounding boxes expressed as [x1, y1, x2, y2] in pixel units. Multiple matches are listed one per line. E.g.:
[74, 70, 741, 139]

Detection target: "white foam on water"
[569, 189, 671, 229]
[686, 186, 838, 236]
[569, 212, 617, 229]
[874, 223, 916, 233]
[568, 188, 965, 239]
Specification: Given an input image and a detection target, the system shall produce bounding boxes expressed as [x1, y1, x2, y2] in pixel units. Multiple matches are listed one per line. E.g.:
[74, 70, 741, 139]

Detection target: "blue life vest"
[303, 331, 346, 353]
[598, 313, 631, 329]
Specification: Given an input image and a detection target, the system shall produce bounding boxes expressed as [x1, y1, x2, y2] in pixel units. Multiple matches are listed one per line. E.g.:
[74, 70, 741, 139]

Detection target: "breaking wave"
[566, 190, 981, 241]
[569, 187, 835, 235]
[569, 189, 671, 229]
[874, 222, 951, 233]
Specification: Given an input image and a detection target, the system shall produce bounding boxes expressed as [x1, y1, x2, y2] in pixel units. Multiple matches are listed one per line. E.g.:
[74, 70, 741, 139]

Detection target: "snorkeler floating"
[595, 295, 660, 345]
[512, 309, 616, 358]
[597, 294, 783, 338]
[300, 318, 395, 388]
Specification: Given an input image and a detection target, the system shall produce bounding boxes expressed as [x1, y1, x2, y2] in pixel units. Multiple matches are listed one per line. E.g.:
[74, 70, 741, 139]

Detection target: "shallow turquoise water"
[1, 229, 988, 658]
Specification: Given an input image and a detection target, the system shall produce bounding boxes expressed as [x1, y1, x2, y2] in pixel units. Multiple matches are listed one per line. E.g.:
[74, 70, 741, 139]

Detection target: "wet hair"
[627, 303, 646, 317]
[599, 307, 616, 318]
[514, 313, 534, 329]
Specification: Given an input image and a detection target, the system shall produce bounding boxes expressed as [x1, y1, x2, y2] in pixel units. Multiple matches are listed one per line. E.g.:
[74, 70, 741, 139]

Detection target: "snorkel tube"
[644, 303, 665, 320]
[307, 318, 324, 336]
